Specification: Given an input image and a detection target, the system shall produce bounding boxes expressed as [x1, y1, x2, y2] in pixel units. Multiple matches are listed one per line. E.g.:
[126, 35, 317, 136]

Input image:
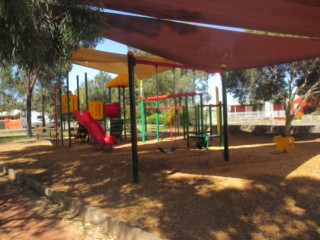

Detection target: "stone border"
[0, 163, 163, 240]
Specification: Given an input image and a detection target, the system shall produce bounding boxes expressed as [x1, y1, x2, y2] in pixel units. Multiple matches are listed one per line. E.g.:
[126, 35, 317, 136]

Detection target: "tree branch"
[292, 78, 320, 115]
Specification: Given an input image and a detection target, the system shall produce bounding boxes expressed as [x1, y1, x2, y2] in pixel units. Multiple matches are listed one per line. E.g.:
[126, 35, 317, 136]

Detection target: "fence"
[228, 110, 286, 125]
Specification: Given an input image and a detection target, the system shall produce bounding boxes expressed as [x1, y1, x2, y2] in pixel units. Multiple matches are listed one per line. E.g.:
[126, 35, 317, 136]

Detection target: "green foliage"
[0, 65, 25, 111]
[146, 113, 156, 124]
[0, 0, 105, 71]
[78, 71, 112, 110]
[147, 111, 171, 126]
[0, 0, 105, 136]
[142, 69, 211, 108]
[225, 66, 287, 105]
[296, 59, 320, 96]
[225, 58, 320, 136]
[32, 63, 69, 116]
[225, 60, 320, 107]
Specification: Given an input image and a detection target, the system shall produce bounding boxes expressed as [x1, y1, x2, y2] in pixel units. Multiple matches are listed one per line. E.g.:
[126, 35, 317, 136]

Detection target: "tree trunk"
[284, 115, 293, 137]
[284, 102, 294, 137]
[25, 71, 38, 138]
[26, 93, 33, 137]
[41, 93, 46, 132]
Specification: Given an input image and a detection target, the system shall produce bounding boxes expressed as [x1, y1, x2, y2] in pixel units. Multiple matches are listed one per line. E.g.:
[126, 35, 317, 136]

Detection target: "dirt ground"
[0, 133, 319, 240]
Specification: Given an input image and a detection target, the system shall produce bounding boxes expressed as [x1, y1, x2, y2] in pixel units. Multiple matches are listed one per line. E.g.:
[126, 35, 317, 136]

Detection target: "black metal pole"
[76, 75, 80, 111]
[58, 78, 64, 146]
[103, 81, 107, 132]
[123, 87, 126, 140]
[85, 73, 89, 143]
[118, 86, 122, 141]
[85, 73, 88, 110]
[66, 72, 71, 147]
[118, 86, 121, 118]
[128, 52, 139, 183]
[221, 68, 229, 161]
[108, 87, 111, 103]
[200, 94, 204, 134]
[185, 96, 190, 147]
[209, 105, 212, 134]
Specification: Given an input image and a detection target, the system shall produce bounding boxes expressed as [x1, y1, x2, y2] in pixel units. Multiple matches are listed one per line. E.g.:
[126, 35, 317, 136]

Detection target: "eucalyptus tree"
[225, 58, 320, 136]
[0, 0, 105, 136]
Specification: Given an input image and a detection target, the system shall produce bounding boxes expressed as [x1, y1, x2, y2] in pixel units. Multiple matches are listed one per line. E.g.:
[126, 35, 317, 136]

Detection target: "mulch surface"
[0, 134, 319, 240]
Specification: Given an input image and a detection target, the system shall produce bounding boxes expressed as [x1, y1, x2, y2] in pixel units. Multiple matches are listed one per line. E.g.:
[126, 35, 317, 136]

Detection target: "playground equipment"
[141, 97, 182, 153]
[55, 72, 127, 147]
[141, 91, 222, 149]
[186, 103, 222, 149]
[62, 94, 78, 113]
[74, 124, 88, 143]
[88, 101, 104, 120]
[54, 72, 109, 147]
[105, 102, 120, 118]
[273, 136, 295, 152]
[73, 110, 117, 148]
[106, 74, 129, 141]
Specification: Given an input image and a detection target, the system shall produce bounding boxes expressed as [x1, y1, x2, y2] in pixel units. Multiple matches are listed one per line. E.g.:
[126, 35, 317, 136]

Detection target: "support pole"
[221, 68, 229, 161]
[170, 108, 173, 139]
[156, 100, 160, 142]
[200, 94, 204, 134]
[76, 75, 80, 111]
[185, 96, 190, 147]
[219, 101, 223, 147]
[144, 109, 148, 139]
[182, 106, 186, 140]
[103, 82, 107, 132]
[118, 86, 121, 118]
[195, 105, 199, 133]
[85, 73, 88, 110]
[209, 105, 212, 134]
[141, 100, 145, 142]
[215, 86, 220, 135]
[58, 79, 64, 146]
[128, 52, 139, 183]
[108, 87, 111, 103]
[84, 73, 89, 143]
[123, 87, 126, 140]
[66, 72, 71, 147]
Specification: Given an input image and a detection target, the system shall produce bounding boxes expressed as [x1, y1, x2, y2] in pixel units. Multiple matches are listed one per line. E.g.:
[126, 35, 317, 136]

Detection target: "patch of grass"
[0, 135, 28, 143]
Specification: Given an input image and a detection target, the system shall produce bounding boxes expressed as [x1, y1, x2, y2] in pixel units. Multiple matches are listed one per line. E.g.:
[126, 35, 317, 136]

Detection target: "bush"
[147, 112, 171, 126]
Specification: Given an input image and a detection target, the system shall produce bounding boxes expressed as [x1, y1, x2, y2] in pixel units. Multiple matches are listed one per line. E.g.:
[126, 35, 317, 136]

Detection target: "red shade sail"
[98, 0, 320, 38]
[103, 13, 320, 71]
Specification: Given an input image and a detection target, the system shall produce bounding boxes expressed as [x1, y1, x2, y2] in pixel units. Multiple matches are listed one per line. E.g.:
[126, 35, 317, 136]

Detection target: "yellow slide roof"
[106, 74, 129, 88]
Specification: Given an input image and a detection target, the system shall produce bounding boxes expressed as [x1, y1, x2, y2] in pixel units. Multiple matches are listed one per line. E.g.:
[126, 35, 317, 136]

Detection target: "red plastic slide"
[73, 110, 118, 147]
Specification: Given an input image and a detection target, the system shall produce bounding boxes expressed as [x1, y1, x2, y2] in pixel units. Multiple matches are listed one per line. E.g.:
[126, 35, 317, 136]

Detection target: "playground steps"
[110, 118, 123, 141]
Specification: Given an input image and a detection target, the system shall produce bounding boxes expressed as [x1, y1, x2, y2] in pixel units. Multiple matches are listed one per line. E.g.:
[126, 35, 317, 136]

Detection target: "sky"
[68, 38, 238, 105]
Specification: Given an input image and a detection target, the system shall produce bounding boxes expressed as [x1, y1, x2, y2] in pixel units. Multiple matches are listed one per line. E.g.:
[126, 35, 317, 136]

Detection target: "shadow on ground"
[0, 134, 319, 239]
